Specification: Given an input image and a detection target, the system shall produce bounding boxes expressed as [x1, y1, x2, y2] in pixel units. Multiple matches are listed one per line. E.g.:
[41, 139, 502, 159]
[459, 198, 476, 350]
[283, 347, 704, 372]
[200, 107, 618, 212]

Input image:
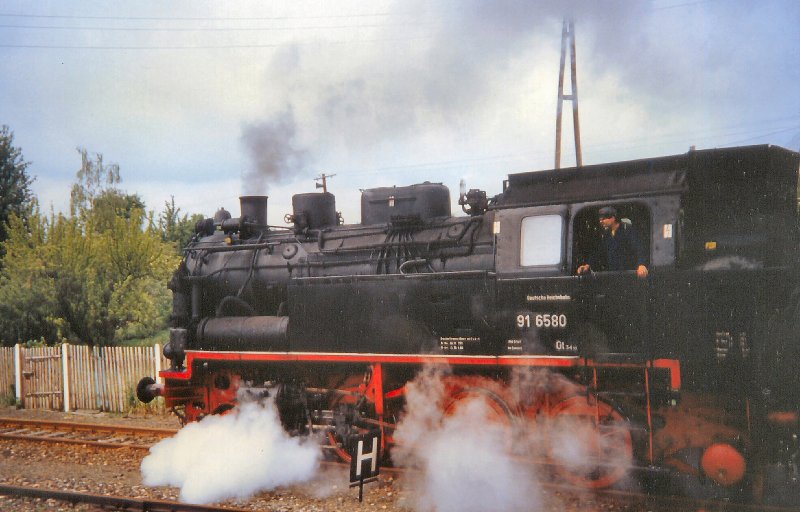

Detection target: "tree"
[92, 189, 147, 234]
[0, 126, 34, 257]
[0, 151, 180, 346]
[0, 206, 59, 344]
[70, 147, 120, 219]
[157, 196, 204, 253]
[43, 207, 177, 345]
[70, 147, 148, 233]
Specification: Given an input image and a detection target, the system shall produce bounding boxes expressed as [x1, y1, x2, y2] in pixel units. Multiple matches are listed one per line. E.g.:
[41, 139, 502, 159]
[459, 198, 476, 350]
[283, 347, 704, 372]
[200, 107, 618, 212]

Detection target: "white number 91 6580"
[516, 313, 567, 329]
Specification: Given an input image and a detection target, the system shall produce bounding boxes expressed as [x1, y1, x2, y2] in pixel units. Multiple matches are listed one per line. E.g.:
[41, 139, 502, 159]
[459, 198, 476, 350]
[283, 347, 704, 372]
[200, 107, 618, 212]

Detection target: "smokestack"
[240, 196, 269, 227]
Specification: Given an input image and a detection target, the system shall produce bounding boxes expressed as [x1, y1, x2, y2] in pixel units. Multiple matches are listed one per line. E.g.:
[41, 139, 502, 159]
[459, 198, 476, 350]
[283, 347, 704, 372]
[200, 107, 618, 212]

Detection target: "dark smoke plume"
[240, 108, 309, 194]
[240, 0, 794, 189]
[239, 1, 646, 188]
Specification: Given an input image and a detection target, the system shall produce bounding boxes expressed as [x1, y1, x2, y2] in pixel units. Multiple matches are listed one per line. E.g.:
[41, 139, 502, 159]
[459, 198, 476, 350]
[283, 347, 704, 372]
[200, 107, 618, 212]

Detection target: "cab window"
[572, 203, 651, 272]
[520, 214, 563, 266]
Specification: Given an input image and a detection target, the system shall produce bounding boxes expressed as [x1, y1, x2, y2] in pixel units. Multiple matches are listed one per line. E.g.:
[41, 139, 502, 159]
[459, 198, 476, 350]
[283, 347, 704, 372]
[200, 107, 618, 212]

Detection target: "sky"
[1, 0, 799, 225]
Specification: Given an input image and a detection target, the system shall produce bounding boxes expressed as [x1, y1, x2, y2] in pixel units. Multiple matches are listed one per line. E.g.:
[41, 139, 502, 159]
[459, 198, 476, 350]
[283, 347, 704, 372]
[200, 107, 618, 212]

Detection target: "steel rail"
[1, 418, 794, 511]
[0, 417, 178, 450]
[0, 484, 252, 512]
[0, 432, 154, 450]
[0, 417, 178, 436]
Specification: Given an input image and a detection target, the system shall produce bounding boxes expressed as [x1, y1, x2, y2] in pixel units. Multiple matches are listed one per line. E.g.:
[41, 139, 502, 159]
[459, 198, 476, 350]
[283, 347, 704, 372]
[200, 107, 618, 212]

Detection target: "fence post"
[62, 342, 71, 412]
[13, 344, 22, 406]
[154, 343, 162, 384]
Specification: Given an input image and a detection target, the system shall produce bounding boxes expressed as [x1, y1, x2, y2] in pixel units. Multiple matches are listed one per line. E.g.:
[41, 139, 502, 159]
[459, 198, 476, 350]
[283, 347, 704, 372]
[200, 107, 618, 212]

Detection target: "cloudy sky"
[1, 0, 798, 225]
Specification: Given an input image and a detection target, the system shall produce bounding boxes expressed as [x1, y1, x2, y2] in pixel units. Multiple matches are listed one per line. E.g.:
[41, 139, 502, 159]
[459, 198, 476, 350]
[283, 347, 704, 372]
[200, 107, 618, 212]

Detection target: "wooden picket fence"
[0, 346, 14, 401]
[0, 344, 169, 413]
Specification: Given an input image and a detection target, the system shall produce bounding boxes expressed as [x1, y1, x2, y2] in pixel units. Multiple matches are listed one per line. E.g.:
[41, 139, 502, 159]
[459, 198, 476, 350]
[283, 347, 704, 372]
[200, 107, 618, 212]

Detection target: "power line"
[0, 35, 430, 51]
[0, 11, 408, 22]
[339, 153, 533, 177]
[0, 21, 428, 33]
[651, 0, 722, 11]
[722, 125, 800, 146]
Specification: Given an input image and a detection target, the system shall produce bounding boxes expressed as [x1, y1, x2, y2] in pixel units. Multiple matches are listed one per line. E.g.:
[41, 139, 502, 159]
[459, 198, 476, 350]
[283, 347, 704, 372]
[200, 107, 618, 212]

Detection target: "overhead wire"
[0, 22, 427, 32]
[0, 11, 409, 21]
[1, 6, 794, 163]
[0, 10, 432, 50]
[0, 36, 430, 50]
[331, 115, 800, 177]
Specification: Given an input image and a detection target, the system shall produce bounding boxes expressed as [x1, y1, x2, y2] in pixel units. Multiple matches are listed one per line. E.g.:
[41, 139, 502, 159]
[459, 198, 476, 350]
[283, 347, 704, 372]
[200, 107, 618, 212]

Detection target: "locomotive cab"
[492, 152, 684, 359]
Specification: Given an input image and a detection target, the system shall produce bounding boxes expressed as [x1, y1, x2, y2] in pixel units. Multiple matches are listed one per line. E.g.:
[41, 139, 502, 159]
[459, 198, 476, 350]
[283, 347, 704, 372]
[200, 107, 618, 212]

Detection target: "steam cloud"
[141, 401, 320, 504]
[393, 366, 545, 512]
[393, 366, 633, 511]
[238, 1, 666, 190]
[141, 367, 631, 507]
[242, 0, 743, 192]
[238, 0, 787, 198]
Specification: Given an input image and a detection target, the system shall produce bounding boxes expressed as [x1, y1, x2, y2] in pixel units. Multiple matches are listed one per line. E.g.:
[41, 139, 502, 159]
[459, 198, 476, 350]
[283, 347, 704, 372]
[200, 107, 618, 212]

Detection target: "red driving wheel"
[546, 395, 633, 489]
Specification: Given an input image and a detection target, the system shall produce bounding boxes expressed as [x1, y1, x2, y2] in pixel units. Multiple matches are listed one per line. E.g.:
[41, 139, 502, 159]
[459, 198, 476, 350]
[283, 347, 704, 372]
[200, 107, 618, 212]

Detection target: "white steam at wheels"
[141, 366, 632, 508]
[141, 401, 320, 504]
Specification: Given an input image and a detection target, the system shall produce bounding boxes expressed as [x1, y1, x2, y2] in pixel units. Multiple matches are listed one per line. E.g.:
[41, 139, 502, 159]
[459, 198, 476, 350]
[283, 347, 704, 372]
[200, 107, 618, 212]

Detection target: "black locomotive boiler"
[139, 144, 800, 503]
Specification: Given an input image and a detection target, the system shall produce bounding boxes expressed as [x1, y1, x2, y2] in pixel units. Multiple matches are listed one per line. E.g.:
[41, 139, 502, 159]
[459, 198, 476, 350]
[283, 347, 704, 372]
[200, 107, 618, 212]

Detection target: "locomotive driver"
[577, 206, 649, 279]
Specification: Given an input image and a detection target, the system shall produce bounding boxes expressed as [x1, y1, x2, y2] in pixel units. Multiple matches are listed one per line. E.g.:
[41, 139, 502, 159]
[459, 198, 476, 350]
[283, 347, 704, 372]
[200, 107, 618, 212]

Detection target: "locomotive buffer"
[349, 431, 381, 502]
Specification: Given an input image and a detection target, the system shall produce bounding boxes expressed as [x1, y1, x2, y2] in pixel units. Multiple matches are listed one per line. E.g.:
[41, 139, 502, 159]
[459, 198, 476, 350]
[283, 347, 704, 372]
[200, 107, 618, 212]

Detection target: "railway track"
[0, 484, 252, 512]
[589, 486, 800, 512]
[0, 417, 177, 450]
[2, 479, 793, 512]
[0, 484, 798, 512]
[2, 416, 796, 511]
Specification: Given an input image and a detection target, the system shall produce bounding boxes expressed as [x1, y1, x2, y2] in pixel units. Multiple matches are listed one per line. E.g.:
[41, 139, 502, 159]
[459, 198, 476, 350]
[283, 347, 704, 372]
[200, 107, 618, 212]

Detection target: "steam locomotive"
[139, 144, 800, 503]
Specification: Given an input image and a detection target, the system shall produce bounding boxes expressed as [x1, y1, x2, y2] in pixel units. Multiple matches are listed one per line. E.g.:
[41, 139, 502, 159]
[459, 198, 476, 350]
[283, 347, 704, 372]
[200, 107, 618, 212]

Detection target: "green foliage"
[157, 196, 204, 253]
[116, 328, 170, 347]
[0, 205, 59, 344]
[0, 151, 181, 347]
[0, 125, 34, 257]
[70, 147, 121, 218]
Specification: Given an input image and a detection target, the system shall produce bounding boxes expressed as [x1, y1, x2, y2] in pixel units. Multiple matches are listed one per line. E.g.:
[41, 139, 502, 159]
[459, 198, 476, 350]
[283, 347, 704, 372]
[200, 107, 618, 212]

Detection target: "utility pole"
[555, 19, 582, 169]
[315, 173, 336, 193]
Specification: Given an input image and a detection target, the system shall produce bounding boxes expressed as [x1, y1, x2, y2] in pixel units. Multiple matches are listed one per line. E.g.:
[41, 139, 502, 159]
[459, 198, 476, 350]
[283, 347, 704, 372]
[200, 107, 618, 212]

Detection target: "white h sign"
[354, 436, 379, 477]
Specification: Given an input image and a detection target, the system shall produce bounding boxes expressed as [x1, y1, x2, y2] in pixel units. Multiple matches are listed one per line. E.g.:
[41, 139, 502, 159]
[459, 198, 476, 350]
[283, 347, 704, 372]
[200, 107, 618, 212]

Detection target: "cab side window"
[520, 214, 563, 266]
[572, 204, 651, 272]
